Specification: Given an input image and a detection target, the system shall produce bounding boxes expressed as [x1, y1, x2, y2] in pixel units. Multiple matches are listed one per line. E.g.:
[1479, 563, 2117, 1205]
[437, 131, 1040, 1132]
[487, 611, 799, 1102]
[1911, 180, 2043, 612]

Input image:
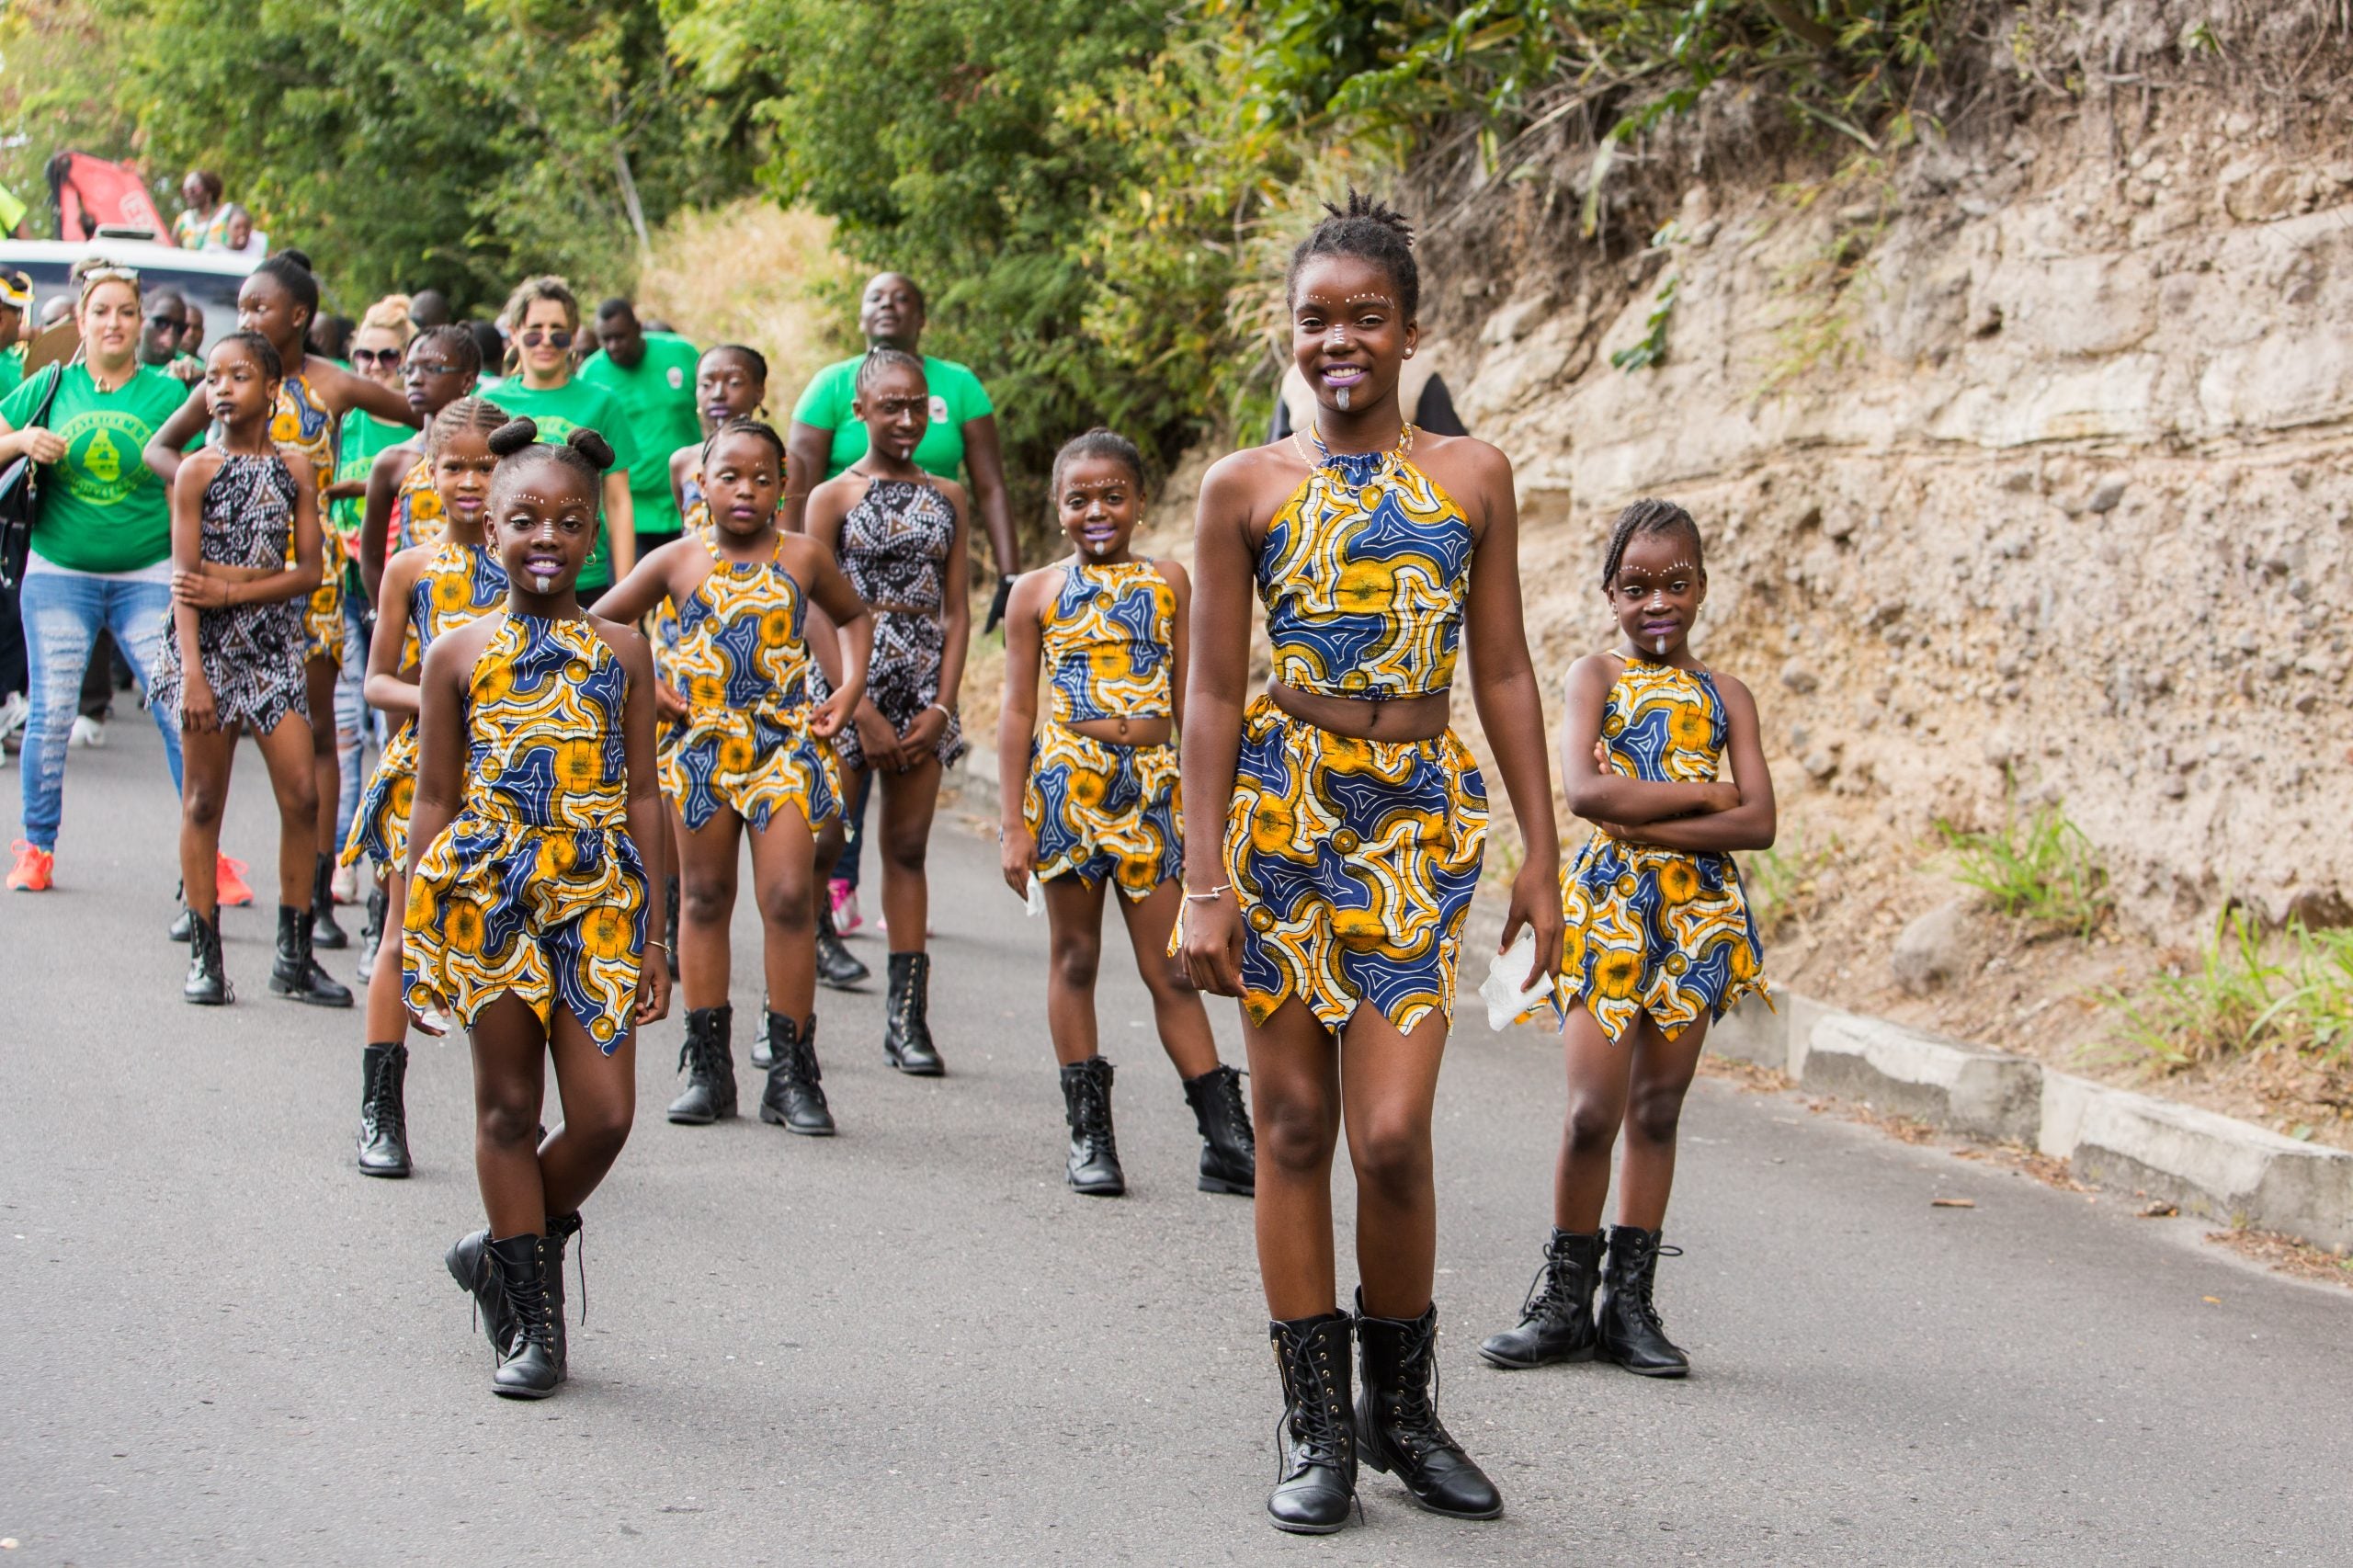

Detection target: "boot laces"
[364, 1051, 406, 1135]
[1214, 1067, 1255, 1158]
[505, 1244, 556, 1354]
[1069, 1068, 1118, 1160]
[1273, 1328, 1351, 1471]
[551, 1214, 587, 1325]
[1384, 1326, 1452, 1456]
[1620, 1240, 1681, 1328]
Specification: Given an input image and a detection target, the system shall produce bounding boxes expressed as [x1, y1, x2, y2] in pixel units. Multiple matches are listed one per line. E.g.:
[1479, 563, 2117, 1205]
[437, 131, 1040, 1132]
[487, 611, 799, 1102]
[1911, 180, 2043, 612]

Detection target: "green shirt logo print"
[62, 412, 157, 506]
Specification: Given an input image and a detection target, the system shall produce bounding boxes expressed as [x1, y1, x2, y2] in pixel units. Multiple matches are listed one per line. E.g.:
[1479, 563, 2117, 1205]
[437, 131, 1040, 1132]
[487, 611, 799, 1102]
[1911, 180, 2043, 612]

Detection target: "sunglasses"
[351, 347, 403, 368]
[75, 265, 140, 298]
[517, 328, 574, 349]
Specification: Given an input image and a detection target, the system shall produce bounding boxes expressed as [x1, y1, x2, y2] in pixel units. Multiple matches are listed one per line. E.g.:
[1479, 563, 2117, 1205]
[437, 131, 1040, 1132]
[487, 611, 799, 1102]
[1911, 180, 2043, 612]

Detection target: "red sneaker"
[7, 838, 53, 892]
[216, 853, 256, 907]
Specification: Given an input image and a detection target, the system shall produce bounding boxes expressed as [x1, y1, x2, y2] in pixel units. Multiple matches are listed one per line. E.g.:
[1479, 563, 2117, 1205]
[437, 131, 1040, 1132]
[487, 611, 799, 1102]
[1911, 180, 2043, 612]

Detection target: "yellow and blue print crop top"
[1043, 560, 1174, 723]
[1598, 657, 1728, 785]
[1258, 426, 1474, 699]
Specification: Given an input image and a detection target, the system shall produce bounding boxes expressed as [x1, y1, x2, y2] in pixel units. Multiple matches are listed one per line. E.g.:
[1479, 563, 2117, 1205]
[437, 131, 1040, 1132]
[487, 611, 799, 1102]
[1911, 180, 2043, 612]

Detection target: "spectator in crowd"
[309, 313, 355, 366]
[0, 270, 29, 397]
[178, 302, 207, 358]
[407, 290, 451, 332]
[222, 205, 265, 257]
[579, 298, 701, 552]
[172, 170, 231, 251]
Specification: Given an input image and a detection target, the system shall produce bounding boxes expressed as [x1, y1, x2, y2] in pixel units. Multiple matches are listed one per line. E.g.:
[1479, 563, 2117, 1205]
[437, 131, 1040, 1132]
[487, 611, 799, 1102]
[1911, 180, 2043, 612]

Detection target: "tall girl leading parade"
[598, 418, 872, 1132]
[150, 330, 347, 1007]
[1480, 498, 1773, 1380]
[404, 420, 669, 1399]
[805, 348, 970, 1077]
[1178, 194, 1563, 1535]
[995, 429, 1254, 1199]
[340, 396, 510, 1177]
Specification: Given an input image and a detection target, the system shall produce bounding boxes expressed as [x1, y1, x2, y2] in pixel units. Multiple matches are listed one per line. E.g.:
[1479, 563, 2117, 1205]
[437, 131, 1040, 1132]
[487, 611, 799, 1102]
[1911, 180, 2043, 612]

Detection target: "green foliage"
[1935, 798, 2112, 940]
[1744, 824, 1838, 936]
[2111, 912, 2353, 1074]
[1609, 221, 1682, 370]
[0, 2, 144, 213]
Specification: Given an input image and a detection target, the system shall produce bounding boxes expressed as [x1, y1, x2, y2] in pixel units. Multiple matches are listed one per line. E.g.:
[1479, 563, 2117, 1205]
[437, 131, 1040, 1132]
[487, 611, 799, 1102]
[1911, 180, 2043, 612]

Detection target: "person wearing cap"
[0, 270, 30, 398]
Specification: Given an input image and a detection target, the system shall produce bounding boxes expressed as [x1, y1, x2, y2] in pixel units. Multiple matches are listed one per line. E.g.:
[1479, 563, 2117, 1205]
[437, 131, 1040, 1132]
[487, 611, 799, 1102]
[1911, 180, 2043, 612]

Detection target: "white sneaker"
[68, 715, 106, 749]
[0, 691, 27, 743]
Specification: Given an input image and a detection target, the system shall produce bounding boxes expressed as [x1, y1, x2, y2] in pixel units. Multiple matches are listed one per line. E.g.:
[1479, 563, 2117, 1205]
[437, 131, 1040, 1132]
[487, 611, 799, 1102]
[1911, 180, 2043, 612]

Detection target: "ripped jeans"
[16, 563, 182, 852]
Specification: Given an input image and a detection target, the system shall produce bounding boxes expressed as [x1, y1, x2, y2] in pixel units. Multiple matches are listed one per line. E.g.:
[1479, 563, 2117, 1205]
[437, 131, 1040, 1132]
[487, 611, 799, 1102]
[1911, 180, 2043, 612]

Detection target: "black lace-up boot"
[814, 899, 869, 990]
[882, 951, 943, 1074]
[310, 853, 348, 949]
[1267, 1312, 1357, 1534]
[269, 903, 352, 1006]
[1478, 1229, 1602, 1369]
[356, 1042, 412, 1177]
[666, 1004, 737, 1125]
[183, 908, 230, 1005]
[446, 1227, 511, 1358]
[1182, 1062, 1256, 1196]
[1597, 1225, 1688, 1377]
[543, 1210, 582, 1383]
[1355, 1292, 1503, 1518]
[357, 881, 388, 978]
[487, 1233, 560, 1398]
[168, 883, 193, 943]
[759, 1012, 835, 1135]
[1059, 1056, 1124, 1195]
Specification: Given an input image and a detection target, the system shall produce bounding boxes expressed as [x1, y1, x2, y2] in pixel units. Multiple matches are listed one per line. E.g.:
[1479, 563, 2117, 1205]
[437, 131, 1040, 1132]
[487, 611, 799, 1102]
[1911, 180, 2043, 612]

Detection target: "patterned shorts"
[404, 815, 648, 1051]
[1560, 835, 1766, 1043]
[302, 528, 348, 666]
[341, 723, 420, 872]
[1192, 695, 1486, 1037]
[663, 710, 843, 835]
[1025, 723, 1181, 900]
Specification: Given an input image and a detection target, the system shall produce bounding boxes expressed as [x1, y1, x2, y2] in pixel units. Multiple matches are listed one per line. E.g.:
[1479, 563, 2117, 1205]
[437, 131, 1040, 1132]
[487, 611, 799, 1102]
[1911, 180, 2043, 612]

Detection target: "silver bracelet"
[1184, 884, 1232, 903]
[927, 701, 954, 721]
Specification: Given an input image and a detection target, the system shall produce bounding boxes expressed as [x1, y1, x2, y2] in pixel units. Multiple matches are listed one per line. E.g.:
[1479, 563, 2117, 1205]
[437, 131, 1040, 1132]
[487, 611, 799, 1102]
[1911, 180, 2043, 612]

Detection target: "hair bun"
[564, 427, 615, 472]
[278, 247, 316, 274]
[487, 418, 540, 458]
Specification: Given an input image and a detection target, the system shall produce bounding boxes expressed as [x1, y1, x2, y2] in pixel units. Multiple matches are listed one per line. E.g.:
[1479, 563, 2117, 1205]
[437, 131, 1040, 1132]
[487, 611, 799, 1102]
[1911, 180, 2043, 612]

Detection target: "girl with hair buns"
[1179, 192, 1563, 1534]
[406, 416, 668, 1400]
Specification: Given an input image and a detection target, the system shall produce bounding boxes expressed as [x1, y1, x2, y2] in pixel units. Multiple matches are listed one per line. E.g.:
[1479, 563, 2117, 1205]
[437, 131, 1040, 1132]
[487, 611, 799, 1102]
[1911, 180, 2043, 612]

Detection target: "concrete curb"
[1713, 993, 2353, 1252]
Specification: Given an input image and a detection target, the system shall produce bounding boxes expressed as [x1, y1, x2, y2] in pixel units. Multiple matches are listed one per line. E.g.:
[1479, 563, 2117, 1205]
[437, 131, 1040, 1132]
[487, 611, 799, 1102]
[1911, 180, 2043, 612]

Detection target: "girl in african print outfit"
[153, 330, 351, 1012]
[339, 396, 509, 1179]
[995, 430, 1255, 1201]
[1180, 194, 1563, 1536]
[1479, 498, 1774, 1384]
[599, 418, 872, 1137]
[404, 418, 670, 1401]
[806, 348, 970, 1078]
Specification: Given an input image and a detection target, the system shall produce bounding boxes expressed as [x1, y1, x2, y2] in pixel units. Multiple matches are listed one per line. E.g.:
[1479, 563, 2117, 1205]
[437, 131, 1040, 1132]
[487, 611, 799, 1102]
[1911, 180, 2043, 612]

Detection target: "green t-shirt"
[790, 354, 993, 482]
[330, 406, 405, 539]
[0, 344, 23, 401]
[476, 374, 639, 587]
[0, 363, 186, 574]
[578, 332, 701, 540]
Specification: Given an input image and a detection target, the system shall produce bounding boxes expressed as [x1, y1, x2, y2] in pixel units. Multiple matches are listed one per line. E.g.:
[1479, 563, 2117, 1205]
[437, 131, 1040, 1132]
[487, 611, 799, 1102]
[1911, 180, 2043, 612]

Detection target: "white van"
[0, 229, 260, 353]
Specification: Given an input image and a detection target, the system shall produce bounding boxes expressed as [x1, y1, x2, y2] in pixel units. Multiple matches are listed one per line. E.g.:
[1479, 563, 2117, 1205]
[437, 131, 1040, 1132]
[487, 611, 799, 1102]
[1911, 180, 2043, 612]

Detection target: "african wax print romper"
[662, 525, 842, 833]
[341, 540, 509, 870]
[1024, 559, 1181, 899]
[827, 476, 966, 771]
[1184, 426, 1486, 1037]
[149, 453, 310, 734]
[1560, 656, 1766, 1042]
[392, 453, 446, 553]
[274, 369, 347, 665]
[404, 614, 648, 1051]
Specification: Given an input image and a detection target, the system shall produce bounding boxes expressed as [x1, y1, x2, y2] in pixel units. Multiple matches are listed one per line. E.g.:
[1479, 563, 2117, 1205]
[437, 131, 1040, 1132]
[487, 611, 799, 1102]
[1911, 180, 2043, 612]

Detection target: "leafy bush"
[1935, 801, 2111, 939]
[2112, 912, 2353, 1074]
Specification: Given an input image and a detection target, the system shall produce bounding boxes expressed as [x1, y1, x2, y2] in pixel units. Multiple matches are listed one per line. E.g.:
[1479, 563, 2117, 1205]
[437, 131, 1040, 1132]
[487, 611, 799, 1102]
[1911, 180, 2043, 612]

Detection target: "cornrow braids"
[215, 328, 283, 381]
[1051, 427, 1144, 495]
[702, 342, 768, 389]
[701, 415, 788, 474]
[1598, 497, 1704, 590]
[855, 346, 926, 396]
[412, 323, 482, 379]
[427, 395, 511, 455]
[1285, 187, 1419, 322]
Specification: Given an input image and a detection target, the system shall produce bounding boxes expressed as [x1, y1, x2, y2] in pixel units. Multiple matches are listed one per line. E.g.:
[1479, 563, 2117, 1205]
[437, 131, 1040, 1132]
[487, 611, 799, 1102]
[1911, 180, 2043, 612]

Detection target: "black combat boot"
[666, 1004, 738, 1125]
[759, 1012, 835, 1135]
[1059, 1056, 1124, 1196]
[168, 881, 193, 943]
[487, 1233, 560, 1398]
[183, 908, 231, 1006]
[310, 853, 348, 949]
[1478, 1229, 1602, 1369]
[1354, 1292, 1503, 1519]
[1597, 1225, 1689, 1377]
[269, 903, 352, 1006]
[881, 951, 943, 1074]
[543, 1210, 583, 1383]
[814, 898, 869, 990]
[1182, 1062, 1256, 1196]
[1267, 1312, 1357, 1534]
[357, 880, 388, 977]
[447, 1227, 510, 1358]
[356, 1042, 412, 1177]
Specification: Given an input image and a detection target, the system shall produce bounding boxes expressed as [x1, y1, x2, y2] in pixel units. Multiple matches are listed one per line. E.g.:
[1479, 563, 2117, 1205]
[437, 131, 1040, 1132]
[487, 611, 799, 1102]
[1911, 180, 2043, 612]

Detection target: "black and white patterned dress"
[150, 452, 311, 734]
[825, 474, 966, 771]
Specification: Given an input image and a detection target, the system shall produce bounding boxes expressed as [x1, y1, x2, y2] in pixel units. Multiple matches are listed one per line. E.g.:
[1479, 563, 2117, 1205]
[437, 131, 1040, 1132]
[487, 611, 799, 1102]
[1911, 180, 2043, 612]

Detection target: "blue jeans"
[334, 592, 369, 846]
[17, 568, 182, 851]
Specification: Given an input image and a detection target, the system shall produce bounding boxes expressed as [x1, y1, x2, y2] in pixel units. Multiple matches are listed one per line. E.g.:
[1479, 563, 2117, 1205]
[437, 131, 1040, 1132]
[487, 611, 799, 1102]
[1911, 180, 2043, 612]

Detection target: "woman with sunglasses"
[477, 277, 637, 605]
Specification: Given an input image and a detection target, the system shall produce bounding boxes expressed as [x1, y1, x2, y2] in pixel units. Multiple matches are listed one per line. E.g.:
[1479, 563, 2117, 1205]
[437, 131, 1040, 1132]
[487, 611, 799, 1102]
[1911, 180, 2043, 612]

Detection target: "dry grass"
[634, 200, 858, 411]
[2205, 1225, 2353, 1290]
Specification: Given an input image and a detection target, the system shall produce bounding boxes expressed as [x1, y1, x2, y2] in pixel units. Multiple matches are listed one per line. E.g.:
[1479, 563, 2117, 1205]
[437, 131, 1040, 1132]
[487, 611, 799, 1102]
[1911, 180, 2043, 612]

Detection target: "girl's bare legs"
[250, 713, 323, 908]
[1112, 879, 1221, 1079]
[1337, 1006, 1447, 1319]
[176, 724, 240, 918]
[1245, 1000, 1343, 1318]
[675, 804, 742, 1011]
[470, 991, 639, 1236]
[745, 807, 819, 1021]
[305, 657, 339, 857]
[1609, 1012, 1709, 1231]
[364, 869, 411, 1037]
[1042, 875, 1108, 1067]
[875, 756, 941, 954]
[1554, 1006, 1711, 1233]
[540, 1006, 637, 1220]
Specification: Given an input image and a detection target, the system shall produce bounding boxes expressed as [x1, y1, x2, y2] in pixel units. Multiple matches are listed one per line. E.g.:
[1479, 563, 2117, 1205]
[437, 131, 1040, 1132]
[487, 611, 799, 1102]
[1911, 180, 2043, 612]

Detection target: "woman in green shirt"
[478, 276, 638, 600]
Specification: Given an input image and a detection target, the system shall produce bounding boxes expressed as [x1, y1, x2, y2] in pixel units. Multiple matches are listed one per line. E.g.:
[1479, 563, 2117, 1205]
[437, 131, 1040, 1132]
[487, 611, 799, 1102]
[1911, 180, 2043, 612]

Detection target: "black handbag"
[0, 362, 66, 590]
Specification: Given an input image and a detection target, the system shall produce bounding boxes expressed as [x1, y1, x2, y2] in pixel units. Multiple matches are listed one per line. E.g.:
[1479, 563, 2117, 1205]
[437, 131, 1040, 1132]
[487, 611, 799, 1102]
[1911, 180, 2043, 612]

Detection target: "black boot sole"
[1362, 1452, 1505, 1519]
[816, 971, 868, 992]
[1197, 1171, 1254, 1197]
[1476, 1340, 1597, 1371]
[1268, 1517, 1349, 1536]
[491, 1380, 558, 1401]
[357, 1159, 412, 1178]
[183, 991, 229, 1006]
[1602, 1355, 1688, 1379]
[269, 984, 354, 1007]
[758, 1104, 837, 1136]
[884, 1049, 945, 1077]
[666, 1106, 722, 1125]
[1067, 1171, 1126, 1196]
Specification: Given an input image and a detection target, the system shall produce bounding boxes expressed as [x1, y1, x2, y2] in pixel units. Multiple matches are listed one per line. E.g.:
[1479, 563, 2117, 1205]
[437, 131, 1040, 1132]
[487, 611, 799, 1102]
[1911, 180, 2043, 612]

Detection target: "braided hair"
[855, 345, 926, 396]
[701, 342, 768, 388]
[411, 322, 483, 380]
[486, 418, 614, 499]
[427, 395, 511, 455]
[1597, 498, 1704, 590]
[1285, 189, 1419, 321]
[700, 415, 787, 474]
[1050, 427, 1144, 495]
[213, 328, 282, 381]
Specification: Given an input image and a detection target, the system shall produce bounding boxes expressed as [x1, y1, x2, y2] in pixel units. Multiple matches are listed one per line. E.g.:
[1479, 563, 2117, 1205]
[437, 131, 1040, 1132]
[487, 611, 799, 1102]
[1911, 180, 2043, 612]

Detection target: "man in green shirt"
[579, 300, 701, 548]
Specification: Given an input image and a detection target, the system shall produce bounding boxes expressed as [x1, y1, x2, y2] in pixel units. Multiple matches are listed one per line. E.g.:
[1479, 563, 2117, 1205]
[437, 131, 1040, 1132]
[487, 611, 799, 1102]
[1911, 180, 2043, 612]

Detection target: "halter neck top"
[393, 454, 446, 554]
[673, 526, 813, 721]
[270, 369, 338, 506]
[404, 540, 509, 674]
[1042, 560, 1174, 723]
[1597, 657, 1728, 784]
[463, 614, 630, 834]
[839, 476, 953, 614]
[1258, 426, 1473, 699]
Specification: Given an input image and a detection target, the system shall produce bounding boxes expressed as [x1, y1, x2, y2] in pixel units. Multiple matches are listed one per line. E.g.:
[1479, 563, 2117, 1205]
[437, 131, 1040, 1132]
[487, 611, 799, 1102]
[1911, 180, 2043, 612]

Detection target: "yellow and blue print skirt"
[404, 817, 648, 1051]
[663, 708, 842, 835]
[341, 724, 420, 872]
[1212, 694, 1485, 1036]
[1560, 835, 1765, 1043]
[1025, 722, 1181, 900]
[302, 528, 348, 666]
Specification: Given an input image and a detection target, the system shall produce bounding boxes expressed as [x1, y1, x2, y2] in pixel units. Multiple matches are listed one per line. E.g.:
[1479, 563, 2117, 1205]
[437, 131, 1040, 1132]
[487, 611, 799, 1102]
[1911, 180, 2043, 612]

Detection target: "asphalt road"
[5, 717, 2350, 1567]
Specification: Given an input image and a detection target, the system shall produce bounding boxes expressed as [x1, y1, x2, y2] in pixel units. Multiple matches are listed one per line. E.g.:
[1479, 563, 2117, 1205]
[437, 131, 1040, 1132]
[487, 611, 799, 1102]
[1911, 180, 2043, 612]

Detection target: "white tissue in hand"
[1025, 874, 1045, 918]
[1479, 929, 1554, 1032]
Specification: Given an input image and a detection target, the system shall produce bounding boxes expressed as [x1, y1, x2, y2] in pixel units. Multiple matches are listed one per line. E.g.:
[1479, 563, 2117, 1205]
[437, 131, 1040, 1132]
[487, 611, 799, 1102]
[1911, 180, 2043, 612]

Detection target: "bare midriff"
[1267, 678, 1450, 743]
